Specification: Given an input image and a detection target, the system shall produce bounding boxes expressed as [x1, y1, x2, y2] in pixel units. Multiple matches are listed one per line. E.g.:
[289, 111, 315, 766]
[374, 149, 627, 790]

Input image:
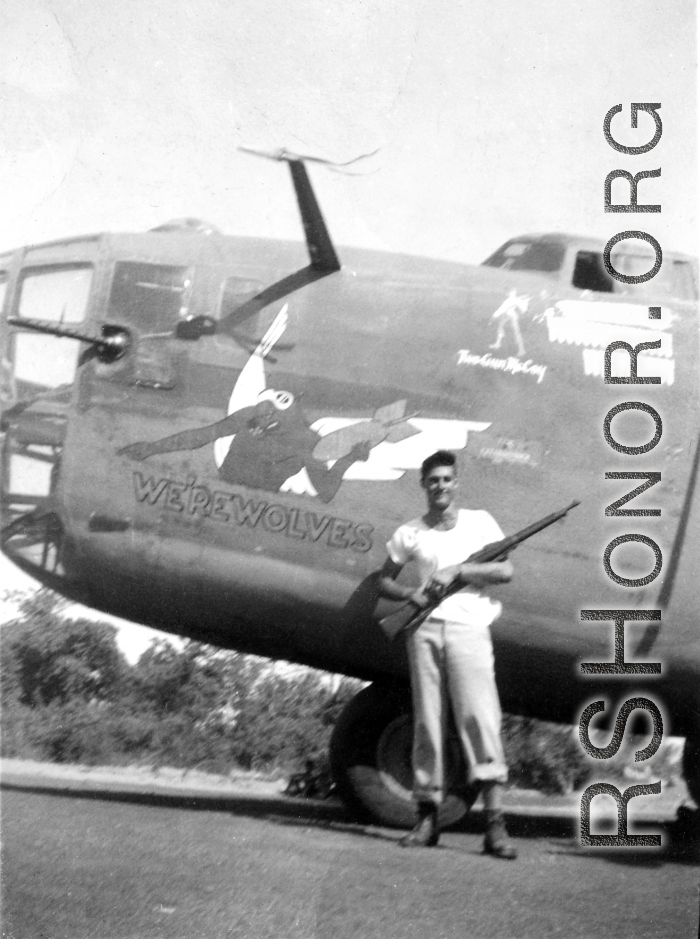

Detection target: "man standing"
[378, 450, 517, 858]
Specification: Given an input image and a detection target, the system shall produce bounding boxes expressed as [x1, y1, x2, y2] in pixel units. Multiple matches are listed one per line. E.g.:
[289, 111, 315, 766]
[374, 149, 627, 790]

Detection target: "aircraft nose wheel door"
[329, 681, 481, 829]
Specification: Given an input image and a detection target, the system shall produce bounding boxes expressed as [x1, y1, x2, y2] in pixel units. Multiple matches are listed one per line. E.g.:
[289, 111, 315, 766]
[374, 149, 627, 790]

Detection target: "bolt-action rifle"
[379, 500, 580, 642]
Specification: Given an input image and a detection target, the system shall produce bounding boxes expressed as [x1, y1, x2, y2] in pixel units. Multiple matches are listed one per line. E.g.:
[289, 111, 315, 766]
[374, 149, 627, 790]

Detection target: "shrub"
[1, 591, 604, 795]
[503, 715, 591, 794]
[25, 700, 117, 765]
[226, 671, 363, 773]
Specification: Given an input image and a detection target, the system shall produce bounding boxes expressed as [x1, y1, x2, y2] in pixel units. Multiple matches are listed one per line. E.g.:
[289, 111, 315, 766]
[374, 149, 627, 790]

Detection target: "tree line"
[1, 590, 362, 779]
[0, 589, 623, 794]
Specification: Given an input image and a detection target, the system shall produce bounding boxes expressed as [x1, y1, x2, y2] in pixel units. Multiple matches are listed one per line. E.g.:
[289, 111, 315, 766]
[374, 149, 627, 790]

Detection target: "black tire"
[329, 681, 480, 829]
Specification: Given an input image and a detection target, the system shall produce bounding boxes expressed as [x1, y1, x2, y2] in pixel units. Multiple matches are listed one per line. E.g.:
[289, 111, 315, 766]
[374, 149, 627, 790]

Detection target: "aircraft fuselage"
[2, 226, 698, 737]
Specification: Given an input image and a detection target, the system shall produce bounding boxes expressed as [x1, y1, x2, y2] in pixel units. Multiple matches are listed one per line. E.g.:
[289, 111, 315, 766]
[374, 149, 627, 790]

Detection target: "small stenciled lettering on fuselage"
[132, 471, 374, 552]
[475, 434, 543, 469]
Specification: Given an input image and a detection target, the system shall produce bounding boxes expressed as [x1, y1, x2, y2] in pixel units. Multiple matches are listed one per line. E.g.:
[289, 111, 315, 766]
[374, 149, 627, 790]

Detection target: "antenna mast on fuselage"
[240, 146, 377, 273]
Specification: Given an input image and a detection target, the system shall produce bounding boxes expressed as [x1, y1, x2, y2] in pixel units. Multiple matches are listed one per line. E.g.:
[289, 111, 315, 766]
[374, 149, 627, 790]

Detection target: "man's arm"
[427, 559, 513, 593]
[458, 559, 513, 588]
[377, 556, 433, 608]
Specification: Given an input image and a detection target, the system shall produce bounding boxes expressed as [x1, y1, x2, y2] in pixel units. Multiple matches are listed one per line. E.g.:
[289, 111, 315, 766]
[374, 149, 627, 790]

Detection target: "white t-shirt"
[386, 509, 505, 627]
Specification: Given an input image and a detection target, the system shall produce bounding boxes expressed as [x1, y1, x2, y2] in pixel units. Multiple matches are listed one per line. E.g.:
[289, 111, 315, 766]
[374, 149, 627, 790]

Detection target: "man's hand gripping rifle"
[379, 500, 580, 641]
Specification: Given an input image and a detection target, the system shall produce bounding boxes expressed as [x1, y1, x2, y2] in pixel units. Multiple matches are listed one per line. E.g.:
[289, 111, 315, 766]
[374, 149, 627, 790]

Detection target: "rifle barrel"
[378, 500, 580, 640]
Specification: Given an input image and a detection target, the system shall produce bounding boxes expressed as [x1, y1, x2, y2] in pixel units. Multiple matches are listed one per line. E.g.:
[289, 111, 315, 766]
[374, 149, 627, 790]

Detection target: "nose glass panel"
[2, 266, 93, 577]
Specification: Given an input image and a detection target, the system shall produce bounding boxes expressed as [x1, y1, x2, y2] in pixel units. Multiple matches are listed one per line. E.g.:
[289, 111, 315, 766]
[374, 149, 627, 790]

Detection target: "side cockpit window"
[614, 254, 697, 301]
[3, 266, 93, 574]
[572, 250, 696, 301]
[572, 251, 614, 293]
[17, 265, 92, 324]
[108, 262, 191, 330]
[14, 265, 93, 391]
[672, 260, 698, 301]
[101, 262, 192, 389]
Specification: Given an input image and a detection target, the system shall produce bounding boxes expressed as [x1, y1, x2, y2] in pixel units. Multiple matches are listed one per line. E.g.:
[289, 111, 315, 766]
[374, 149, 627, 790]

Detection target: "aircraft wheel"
[682, 735, 700, 807]
[329, 681, 479, 829]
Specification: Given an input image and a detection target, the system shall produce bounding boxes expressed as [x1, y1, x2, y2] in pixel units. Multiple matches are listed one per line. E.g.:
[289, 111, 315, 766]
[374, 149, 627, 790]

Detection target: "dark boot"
[483, 809, 517, 859]
[399, 801, 439, 848]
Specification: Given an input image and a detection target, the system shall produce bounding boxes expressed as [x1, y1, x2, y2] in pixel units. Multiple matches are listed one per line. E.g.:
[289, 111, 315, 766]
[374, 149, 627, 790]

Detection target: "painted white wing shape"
[214, 304, 289, 468]
[310, 418, 491, 480]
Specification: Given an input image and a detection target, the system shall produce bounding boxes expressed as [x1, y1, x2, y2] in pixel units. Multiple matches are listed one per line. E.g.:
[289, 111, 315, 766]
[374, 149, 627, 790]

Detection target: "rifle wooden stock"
[379, 500, 580, 642]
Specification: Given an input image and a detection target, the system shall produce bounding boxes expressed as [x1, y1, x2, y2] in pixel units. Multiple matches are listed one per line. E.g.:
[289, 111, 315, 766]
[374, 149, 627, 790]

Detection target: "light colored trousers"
[406, 617, 508, 804]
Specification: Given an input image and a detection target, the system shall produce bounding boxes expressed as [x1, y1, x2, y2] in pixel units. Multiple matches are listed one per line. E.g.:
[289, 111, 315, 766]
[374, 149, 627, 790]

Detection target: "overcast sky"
[1, 0, 696, 260]
[1, 0, 696, 655]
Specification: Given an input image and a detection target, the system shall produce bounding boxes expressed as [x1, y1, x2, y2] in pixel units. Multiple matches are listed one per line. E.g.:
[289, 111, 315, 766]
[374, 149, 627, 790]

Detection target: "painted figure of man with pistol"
[378, 449, 517, 858]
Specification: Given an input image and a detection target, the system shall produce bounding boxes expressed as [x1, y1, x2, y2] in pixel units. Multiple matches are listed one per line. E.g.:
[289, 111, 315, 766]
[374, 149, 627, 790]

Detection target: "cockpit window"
[609, 252, 659, 282]
[108, 262, 191, 329]
[672, 260, 698, 300]
[572, 251, 614, 293]
[482, 241, 566, 273]
[13, 265, 93, 392]
[3, 265, 91, 579]
[103, 263, 191, 389]
[609, 252, 695, 300]
[17, 265, 92, 323]
[572, 250, 697, 300]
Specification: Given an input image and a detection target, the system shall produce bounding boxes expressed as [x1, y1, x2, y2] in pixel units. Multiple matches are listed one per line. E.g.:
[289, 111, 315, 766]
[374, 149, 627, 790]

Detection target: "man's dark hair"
[420, 450, 457, 482]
